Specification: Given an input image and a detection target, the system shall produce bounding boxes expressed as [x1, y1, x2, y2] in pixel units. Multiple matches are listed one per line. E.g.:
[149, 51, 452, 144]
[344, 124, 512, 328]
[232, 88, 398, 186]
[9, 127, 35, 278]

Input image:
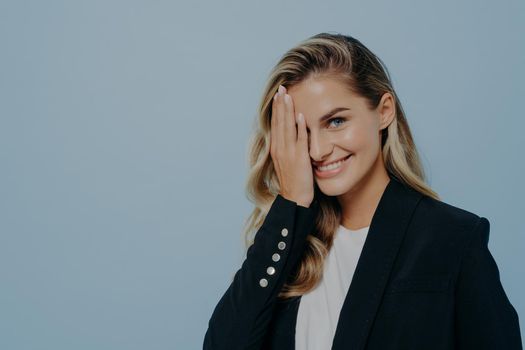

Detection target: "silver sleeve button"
[266, 266, 276, 275]
[272, 253, 281, 262]
[278, 241, 286, 250]
[259, 278, 268, 287]
[281, 228, 288, 237]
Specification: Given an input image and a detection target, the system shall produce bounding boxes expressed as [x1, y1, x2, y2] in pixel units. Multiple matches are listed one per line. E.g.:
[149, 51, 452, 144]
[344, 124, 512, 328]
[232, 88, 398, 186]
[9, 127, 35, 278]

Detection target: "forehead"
[287, 77, 356, 120]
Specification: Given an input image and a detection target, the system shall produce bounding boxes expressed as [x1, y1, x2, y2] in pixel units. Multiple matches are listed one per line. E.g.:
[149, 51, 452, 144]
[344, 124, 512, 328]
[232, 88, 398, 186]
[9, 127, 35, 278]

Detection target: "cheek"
[349, 121, 380, 147]
[338, 128, 369, 149]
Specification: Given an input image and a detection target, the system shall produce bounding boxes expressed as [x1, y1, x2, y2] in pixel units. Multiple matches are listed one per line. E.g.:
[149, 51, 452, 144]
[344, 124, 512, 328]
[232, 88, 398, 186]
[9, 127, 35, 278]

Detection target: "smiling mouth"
[314, 154, 352, 171]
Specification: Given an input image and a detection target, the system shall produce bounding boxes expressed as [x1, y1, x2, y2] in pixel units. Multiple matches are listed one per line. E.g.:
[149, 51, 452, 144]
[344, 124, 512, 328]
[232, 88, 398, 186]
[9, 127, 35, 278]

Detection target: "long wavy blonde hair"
[241, 32, 440, 299]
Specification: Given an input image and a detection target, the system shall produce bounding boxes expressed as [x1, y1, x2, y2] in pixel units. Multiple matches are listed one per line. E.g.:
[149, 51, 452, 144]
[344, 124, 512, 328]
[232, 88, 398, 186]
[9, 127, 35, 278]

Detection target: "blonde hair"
[241, 32, 440, 299]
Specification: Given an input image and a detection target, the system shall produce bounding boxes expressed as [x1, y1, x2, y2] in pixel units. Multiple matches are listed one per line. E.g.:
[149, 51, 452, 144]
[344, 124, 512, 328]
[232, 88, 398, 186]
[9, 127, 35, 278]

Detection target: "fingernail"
[278, 85, 285, 94]
[298, 113, 304, 122]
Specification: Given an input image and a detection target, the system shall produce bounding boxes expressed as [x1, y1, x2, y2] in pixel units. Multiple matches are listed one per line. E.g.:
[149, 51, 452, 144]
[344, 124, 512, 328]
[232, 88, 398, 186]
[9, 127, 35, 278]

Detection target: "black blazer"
[203, 177, 522, 349]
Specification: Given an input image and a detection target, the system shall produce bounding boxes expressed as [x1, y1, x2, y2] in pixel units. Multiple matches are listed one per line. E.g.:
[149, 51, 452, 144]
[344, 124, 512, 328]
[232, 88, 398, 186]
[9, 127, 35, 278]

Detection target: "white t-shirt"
[295, 224, 370, 350]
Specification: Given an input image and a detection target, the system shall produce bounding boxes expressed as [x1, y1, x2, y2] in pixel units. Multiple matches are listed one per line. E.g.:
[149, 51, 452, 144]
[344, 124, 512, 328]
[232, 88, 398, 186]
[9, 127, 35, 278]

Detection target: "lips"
[314, 154, 352, 170]
[314, 154, 352, 179]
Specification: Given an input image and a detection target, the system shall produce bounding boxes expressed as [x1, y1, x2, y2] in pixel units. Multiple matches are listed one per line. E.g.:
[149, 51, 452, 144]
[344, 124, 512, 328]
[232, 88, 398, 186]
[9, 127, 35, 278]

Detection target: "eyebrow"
[318, 107, 351, 123]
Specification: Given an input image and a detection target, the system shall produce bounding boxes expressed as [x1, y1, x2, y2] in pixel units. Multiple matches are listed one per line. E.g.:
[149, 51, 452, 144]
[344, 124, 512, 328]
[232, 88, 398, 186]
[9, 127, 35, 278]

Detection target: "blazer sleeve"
[454, 216, 523, 349]
[203, 194, 319, 350]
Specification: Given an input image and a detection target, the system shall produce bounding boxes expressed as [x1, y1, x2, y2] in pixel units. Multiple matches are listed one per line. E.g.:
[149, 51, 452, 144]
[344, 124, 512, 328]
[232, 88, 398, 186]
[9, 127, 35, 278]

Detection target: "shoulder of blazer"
[403, 192, 492, 283]
[382, 181, 488, 276]
[412, 192, 483, 239]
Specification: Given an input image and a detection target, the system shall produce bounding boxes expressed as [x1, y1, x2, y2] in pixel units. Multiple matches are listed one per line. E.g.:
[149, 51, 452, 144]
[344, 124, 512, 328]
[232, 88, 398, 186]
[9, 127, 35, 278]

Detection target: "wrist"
[278, 192, 312, 208]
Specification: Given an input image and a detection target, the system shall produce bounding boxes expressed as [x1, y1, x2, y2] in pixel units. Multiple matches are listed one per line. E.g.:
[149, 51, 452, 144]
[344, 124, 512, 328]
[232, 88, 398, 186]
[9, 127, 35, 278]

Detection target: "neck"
[337, 156, 391, 231]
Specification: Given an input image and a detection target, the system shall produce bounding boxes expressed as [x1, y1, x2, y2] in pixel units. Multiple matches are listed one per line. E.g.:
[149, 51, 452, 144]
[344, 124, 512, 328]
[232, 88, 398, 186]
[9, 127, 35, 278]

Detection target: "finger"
[275, 89, 286, 154]
[270, 91, 279, 156]
[283, 92, 297, 150]
[296, 112, 308, 149]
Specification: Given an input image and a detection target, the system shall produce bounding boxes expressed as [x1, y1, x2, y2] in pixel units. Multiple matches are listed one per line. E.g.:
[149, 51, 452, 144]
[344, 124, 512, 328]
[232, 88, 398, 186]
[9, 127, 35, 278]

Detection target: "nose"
[308, 131, 333, 163]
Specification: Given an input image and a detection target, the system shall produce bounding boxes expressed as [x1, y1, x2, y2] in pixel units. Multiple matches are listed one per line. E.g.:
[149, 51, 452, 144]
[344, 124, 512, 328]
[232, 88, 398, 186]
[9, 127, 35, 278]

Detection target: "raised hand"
[270, 84, 314, 208]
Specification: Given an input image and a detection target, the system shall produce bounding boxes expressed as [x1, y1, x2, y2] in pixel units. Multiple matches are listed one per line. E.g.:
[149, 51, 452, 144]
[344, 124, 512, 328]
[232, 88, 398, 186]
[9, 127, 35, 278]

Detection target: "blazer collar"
[329, 175, 423, 349]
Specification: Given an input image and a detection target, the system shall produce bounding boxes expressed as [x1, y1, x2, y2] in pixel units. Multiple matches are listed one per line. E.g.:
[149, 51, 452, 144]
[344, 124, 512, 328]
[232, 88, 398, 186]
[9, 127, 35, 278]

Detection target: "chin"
[316, 181, 354, 197]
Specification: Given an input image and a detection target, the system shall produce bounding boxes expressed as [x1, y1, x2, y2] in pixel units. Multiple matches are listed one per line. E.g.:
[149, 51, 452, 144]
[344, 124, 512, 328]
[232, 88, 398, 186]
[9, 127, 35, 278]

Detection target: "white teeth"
[316, 155, 351, 172]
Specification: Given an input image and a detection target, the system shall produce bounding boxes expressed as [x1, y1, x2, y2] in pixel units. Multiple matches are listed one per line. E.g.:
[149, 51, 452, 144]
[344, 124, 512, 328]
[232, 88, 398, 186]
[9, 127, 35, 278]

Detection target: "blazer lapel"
[330, 176, 423, 350]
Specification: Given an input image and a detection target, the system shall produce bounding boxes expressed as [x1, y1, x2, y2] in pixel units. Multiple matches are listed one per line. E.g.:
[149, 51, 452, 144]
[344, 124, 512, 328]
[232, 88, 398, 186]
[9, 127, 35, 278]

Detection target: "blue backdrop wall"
[1, 0, 523, 348]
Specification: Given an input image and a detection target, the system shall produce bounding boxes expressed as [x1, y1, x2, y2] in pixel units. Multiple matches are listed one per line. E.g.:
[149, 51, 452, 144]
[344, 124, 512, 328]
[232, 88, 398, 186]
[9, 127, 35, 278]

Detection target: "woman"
[203, 33, 522, 349]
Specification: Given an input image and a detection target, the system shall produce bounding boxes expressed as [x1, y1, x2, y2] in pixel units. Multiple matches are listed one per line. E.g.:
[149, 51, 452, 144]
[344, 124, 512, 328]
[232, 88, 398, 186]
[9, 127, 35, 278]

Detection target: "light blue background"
[1, 0, 523, 348]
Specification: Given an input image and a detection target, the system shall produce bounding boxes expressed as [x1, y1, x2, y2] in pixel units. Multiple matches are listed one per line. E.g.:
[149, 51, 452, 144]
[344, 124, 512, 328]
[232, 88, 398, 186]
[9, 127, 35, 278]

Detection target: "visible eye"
[327, 117, 346, 129]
